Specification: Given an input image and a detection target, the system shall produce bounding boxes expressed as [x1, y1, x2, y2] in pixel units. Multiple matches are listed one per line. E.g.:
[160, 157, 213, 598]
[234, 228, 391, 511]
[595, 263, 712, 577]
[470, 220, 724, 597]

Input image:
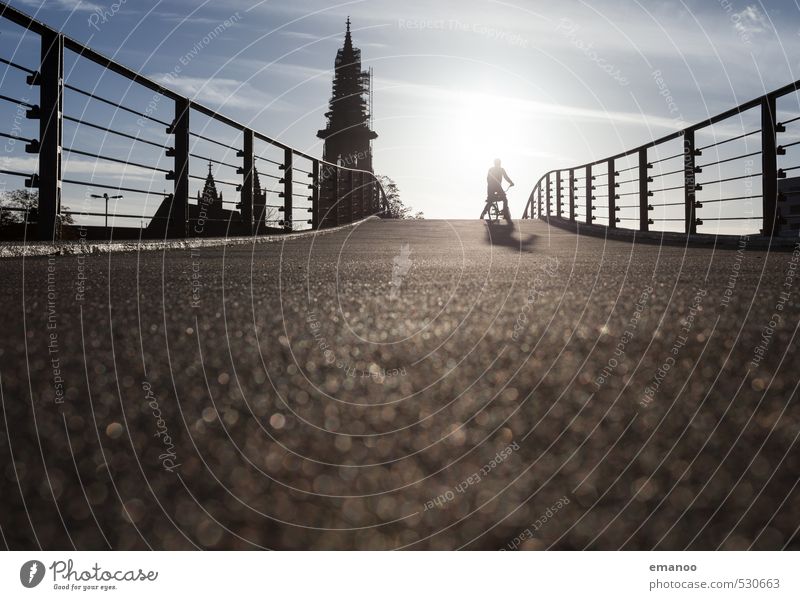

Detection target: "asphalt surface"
[1, 218, 798, 550]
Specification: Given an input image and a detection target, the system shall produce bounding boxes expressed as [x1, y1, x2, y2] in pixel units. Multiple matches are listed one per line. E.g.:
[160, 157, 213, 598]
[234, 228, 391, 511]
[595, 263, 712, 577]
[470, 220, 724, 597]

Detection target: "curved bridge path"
[1, 219, 798, 550]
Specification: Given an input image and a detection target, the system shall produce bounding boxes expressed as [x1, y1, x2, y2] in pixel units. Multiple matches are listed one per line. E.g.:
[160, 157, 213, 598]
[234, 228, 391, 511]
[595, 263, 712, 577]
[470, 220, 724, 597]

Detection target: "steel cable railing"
[65, 83, 172, 128]
[523, 83, 800, 238]
[0, 1, 387, 241]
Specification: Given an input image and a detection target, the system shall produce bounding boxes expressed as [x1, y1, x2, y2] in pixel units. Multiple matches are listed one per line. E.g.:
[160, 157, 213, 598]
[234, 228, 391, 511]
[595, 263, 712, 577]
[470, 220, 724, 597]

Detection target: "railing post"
[358, 173, 367, 219]
[355, 170, 359, 221]
[282, 147, 293, 231]
[639, 148, 650, 232]
[369, 174, 376, 215]
[35, 29, 64, 241]
[556, 171, 562, 218]
[529, 186, 534, 219]
[367, 174, 374, 215]
[366, 173, 372, 217]
[684, 130, 697, 235]
[349, 171, 358, 223]
[537, 184, 542, 218]
[311, 160, 320, 229]
[238, 128, 254, 235]
[367, 173, 373, 216]
[168, 97, 189, 238]
[586, 164, 593, 225]
[568, 168, 575, 221]
[336, 167, 344, 224]
[367, 173, 377, 215]
[608, 159, 617, 228]
[761, 95, 778, 237]
[353, 171, 360, 221]
[363, 172, 368, 218]
[347, 170, 354, 223]
[546, 173, 551, 218]
[332, 166, 340, 227]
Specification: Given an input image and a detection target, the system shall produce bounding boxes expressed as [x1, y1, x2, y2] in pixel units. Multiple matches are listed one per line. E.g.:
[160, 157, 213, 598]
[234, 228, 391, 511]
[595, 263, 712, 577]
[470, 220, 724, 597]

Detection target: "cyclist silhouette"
[481, 158, 514, 221]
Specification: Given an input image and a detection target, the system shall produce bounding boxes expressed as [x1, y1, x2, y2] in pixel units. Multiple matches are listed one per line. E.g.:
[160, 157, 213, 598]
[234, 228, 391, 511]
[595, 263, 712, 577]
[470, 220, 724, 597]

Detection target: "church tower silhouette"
[197, 161, 223, 214]
[317, 18, 377, 171]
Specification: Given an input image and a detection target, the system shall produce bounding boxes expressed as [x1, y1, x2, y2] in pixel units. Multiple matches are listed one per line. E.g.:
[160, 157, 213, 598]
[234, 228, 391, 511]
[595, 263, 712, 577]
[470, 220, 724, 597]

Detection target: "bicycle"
[483, 184, 513, 224]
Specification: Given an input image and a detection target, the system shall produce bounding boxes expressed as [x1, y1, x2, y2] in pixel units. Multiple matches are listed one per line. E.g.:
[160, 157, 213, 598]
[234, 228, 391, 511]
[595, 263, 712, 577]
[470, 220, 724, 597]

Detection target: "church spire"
[200, 161, 220, 204]
[343, 16, 353, 53]
[253, 166, 262, 195]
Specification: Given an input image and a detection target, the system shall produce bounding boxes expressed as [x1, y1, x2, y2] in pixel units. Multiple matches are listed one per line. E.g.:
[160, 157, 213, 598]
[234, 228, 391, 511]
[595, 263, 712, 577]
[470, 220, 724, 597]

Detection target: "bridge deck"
[0, 219, 798, 549]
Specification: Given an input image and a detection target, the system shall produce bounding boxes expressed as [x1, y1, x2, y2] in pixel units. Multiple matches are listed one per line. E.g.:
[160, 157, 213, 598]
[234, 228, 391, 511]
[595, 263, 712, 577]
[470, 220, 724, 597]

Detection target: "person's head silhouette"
[494, 158, 501, 168]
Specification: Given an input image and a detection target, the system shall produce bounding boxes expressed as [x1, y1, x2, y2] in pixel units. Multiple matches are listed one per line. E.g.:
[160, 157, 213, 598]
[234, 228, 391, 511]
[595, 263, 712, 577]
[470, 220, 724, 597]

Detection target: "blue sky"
[2, 0, 800, 230]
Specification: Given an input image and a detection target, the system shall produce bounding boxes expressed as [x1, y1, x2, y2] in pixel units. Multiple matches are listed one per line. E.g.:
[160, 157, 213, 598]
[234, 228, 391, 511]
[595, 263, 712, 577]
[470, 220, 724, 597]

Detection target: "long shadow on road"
[483, 220, 537, 252]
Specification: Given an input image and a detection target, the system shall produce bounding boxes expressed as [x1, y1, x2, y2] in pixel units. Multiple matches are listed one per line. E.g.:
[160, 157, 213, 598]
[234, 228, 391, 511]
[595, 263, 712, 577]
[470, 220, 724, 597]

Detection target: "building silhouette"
[317, 18, 377, 227]
[149, 163, 243, 237]
[252, 166, 271, 232]
[197, 161, 225, 218]
[317, 17, 377, 170]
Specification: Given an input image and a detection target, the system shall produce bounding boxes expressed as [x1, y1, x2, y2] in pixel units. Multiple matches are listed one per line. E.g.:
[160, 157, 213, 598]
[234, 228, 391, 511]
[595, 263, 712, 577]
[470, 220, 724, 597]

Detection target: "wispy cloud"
[150, 74, 279, 111]
[279, 30, 322, 42]
[150, 10, 238, 26]
[379, 79, 691, 132]
[266, 61, 331, 81]
[732, 4, 770, 37]
[17, 0, 102, 12]
[222, 58, 332, 86]
[1, 156, 165, 182]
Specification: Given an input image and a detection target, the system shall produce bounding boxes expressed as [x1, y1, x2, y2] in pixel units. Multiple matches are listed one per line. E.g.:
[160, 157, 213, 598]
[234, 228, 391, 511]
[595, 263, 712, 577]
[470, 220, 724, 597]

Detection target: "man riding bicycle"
[480, 158, 514, 221]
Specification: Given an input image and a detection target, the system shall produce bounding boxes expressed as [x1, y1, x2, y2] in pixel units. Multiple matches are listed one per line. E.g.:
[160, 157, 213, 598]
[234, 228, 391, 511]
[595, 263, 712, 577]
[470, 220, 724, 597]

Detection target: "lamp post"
[90, 193, 123, 229]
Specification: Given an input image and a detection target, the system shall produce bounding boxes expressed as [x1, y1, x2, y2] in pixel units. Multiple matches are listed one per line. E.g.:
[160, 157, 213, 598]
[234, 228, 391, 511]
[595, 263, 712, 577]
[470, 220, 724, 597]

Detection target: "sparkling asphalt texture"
[1, 218, 798, 549]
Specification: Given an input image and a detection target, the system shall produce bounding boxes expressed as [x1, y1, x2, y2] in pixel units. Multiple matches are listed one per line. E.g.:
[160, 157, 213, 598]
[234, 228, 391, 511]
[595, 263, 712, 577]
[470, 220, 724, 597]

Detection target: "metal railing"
[522, 77, 800, 238]
[0, 2, 386, 241]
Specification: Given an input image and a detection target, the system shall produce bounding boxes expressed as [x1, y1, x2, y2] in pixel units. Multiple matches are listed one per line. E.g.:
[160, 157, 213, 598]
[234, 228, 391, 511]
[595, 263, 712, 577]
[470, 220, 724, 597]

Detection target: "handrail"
[0, 1, 388, 239]
[0, 1, 357, 172]
[523, 77, 800, 238]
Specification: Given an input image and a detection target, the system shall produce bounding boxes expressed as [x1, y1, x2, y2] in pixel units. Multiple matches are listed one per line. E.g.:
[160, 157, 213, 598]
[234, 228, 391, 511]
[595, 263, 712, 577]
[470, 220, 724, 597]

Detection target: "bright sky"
[3, 0, 800, 229]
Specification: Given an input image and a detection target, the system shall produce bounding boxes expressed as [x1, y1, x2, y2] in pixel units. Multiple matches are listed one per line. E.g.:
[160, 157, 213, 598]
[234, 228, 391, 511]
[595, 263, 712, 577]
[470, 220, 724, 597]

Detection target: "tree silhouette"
[0, 189, 73, 226]
[378, 175, 423, 220]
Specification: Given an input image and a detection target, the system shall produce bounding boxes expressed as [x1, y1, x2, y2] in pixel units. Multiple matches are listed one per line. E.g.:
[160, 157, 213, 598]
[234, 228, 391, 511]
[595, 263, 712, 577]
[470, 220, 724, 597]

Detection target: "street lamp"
[90, 193, 123, 229]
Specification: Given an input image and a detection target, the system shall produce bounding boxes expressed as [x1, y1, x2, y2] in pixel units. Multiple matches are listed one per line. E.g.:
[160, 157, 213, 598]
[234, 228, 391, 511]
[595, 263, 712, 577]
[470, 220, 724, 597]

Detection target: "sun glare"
[431, 90, 543, 212]
[448, 93, 521, 171]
